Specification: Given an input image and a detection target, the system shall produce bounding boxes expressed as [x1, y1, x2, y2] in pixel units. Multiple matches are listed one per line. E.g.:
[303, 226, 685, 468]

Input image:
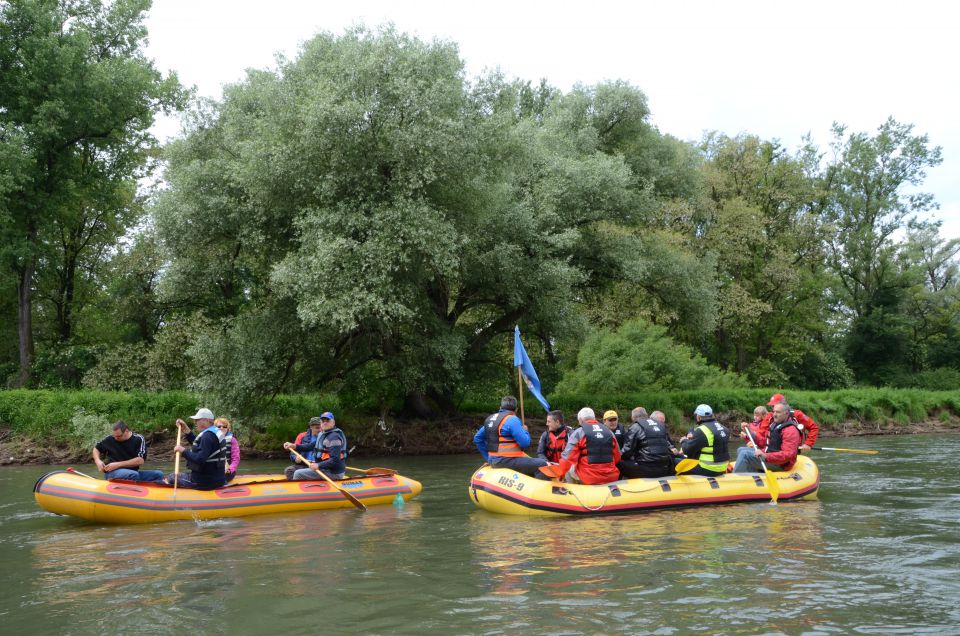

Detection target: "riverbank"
[2, 413, 958, 466]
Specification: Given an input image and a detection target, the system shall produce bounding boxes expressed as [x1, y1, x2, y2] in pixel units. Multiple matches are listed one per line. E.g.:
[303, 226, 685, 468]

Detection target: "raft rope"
[564, 480, 667, 512]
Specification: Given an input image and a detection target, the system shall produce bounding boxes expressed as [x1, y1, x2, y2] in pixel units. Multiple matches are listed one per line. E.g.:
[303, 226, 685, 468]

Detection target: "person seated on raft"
[283, 416, 324, 480]
[473, 396, 549, 478]
[677, 404, 731, 477]
[216, 417, 240, 482]
[760, 393, 820, 452]
[617, 407, 682, 479]
[740, 405, 768, 445]
[602, 409, 627, 449]
[285, 412, 347, 481]
[536, 410, 572, 464]
[92, 420, 166, 483]
[539, 407, 621, 485]
[733, 402, 801, 473]
[168, 408, 229, 490]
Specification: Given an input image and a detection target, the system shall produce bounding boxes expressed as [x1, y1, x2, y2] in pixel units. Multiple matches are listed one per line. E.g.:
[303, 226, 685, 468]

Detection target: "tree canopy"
[2, 18, 958, 413]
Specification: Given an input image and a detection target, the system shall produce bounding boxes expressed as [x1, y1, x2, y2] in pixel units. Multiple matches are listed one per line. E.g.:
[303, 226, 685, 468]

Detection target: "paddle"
[811, 446, 878, 455]
[538, 464, 566, 479]
[66, 467, 96, 480]
[173, 422, 183, 501]
[345, 465, 398, 476]
[288, 448, 367, 511]
[744, 428, 780, 505]
[674, 458, 700, 474]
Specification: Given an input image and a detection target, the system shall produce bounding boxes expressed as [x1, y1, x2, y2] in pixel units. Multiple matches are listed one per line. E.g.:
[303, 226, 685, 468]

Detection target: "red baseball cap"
[767, 393, 786, 406]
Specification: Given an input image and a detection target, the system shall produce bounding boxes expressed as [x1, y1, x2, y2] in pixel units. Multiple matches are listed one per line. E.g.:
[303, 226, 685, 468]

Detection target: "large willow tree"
[154, 27, 708, 414]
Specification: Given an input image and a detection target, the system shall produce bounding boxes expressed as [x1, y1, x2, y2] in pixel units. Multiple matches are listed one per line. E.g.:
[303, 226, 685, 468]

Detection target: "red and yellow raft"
[469, 455, 819, 516]
[35, 470, 422, 524]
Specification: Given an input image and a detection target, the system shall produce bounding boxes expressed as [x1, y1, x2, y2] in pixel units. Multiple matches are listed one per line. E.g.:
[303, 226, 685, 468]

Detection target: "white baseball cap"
[189, 407, 215, 420]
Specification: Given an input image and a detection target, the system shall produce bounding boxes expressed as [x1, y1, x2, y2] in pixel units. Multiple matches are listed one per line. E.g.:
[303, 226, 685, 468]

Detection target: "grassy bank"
[0, 387, 958, 464]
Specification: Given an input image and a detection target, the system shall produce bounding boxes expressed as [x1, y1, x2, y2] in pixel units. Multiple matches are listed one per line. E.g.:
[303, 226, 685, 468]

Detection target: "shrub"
[555, 319, 746, 395]
[70, 407, 111, 448]
[897, 367, 960, 391]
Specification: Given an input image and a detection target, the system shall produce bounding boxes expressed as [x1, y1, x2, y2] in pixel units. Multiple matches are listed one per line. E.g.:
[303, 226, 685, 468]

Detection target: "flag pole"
[517, 365, 526, 427]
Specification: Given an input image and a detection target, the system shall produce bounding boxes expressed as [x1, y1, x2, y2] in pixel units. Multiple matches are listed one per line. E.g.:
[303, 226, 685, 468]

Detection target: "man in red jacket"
[734, 402, 802, 473]
[540, 407, 621, 484]
[746, 393, 820, 452]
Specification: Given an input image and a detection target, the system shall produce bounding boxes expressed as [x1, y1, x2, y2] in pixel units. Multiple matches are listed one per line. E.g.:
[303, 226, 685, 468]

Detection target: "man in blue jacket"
[283, 416, 324, 479]
[473, 396, 548, 478]
[289, 412, 347, 480]
[168, 408, 228, 490]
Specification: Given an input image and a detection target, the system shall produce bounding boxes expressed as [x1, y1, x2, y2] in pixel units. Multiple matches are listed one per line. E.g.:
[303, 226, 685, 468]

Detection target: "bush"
[746, 358, 789, 388]
[555, 319, 746, 395]
[894, 367, 960, 391]
[33, 345, 105, 388]
[69, 407, 111, 448]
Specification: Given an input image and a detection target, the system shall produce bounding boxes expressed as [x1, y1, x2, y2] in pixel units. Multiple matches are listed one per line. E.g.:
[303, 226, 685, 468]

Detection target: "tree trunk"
[403, 389, 436, 418]
[15, 241, 36, 388]
[58, 246, 77, 342]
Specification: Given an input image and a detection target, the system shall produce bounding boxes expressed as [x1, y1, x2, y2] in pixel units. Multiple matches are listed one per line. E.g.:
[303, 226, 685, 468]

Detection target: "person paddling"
[167, 408, 228, 490]
[284, 417, 324, 479]
[285, 412, 347, 481]
[733, 402, 802, 473]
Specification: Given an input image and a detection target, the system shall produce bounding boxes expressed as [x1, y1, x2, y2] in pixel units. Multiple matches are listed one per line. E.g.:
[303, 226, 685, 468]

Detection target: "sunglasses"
[217, 425, 229, 429]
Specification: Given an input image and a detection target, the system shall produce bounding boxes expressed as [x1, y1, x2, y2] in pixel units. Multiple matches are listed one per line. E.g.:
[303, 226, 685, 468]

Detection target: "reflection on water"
[2, 442, 960, 634]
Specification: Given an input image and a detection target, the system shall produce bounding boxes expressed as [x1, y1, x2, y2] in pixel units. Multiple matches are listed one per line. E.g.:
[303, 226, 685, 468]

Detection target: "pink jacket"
[227, 436, 240, 474]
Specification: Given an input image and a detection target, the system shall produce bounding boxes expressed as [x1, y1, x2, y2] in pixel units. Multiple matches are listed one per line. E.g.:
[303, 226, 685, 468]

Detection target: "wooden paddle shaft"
[288, 448, 367, 511]
[173, 424, 182, 498]
[346, 465, 398, 475]
[744, 427, 780, 504]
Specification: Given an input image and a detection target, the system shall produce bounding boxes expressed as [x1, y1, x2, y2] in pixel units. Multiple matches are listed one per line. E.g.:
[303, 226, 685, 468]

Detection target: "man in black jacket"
[618, 407, 680, 478]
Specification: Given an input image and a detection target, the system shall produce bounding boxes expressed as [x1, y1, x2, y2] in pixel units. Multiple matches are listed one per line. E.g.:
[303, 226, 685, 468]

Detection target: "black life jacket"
[630, 419, 675, 464]
[611, 422, 627, 449]
[543, 426, 570, 463]
[186, 428, 227, 475]
[766, 417, 803, 454]
[693, 418, 731, 469]
[582, 421, 614, 464]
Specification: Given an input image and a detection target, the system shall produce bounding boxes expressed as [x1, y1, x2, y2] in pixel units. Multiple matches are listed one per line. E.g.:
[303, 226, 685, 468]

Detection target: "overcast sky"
[144, 0, 960, 238]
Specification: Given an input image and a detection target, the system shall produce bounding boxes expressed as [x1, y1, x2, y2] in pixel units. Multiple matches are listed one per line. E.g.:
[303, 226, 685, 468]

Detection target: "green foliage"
[154, 26, 705, 415]
[555, 318, 746, 395]
[81, 315, 202, 392]
[0, 0, 186, 386]
[745, 358, 790, 388]
[2, 10, 958, 404]
[32, 345, 104, 388]
[0, 389, 200, 441]
[69, 407, 111, 449]
[892, 367, 960, 391]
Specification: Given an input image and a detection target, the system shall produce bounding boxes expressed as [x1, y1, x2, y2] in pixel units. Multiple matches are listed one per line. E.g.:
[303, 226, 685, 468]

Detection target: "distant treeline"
[2, 4, 959, 418]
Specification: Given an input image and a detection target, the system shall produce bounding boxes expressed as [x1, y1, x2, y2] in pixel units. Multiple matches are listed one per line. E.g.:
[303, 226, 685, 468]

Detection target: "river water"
[1, 434, 958, 635]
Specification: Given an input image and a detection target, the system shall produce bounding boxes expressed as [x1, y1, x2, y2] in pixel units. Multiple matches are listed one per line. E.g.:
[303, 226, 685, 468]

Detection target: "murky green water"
[1, 435, 959, 635]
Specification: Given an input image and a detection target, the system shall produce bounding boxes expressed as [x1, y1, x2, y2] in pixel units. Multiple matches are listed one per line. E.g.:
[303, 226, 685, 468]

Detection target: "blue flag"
[514, 326, 550, 411]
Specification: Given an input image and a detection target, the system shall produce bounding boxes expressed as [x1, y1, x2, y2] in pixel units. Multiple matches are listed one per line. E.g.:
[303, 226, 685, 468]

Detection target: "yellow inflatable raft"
[469, 455, 819, 516]
[35, 470, 422, 524]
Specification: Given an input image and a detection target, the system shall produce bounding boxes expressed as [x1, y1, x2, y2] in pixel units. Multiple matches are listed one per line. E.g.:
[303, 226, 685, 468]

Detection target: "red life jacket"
[543, 427, 570, 463]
